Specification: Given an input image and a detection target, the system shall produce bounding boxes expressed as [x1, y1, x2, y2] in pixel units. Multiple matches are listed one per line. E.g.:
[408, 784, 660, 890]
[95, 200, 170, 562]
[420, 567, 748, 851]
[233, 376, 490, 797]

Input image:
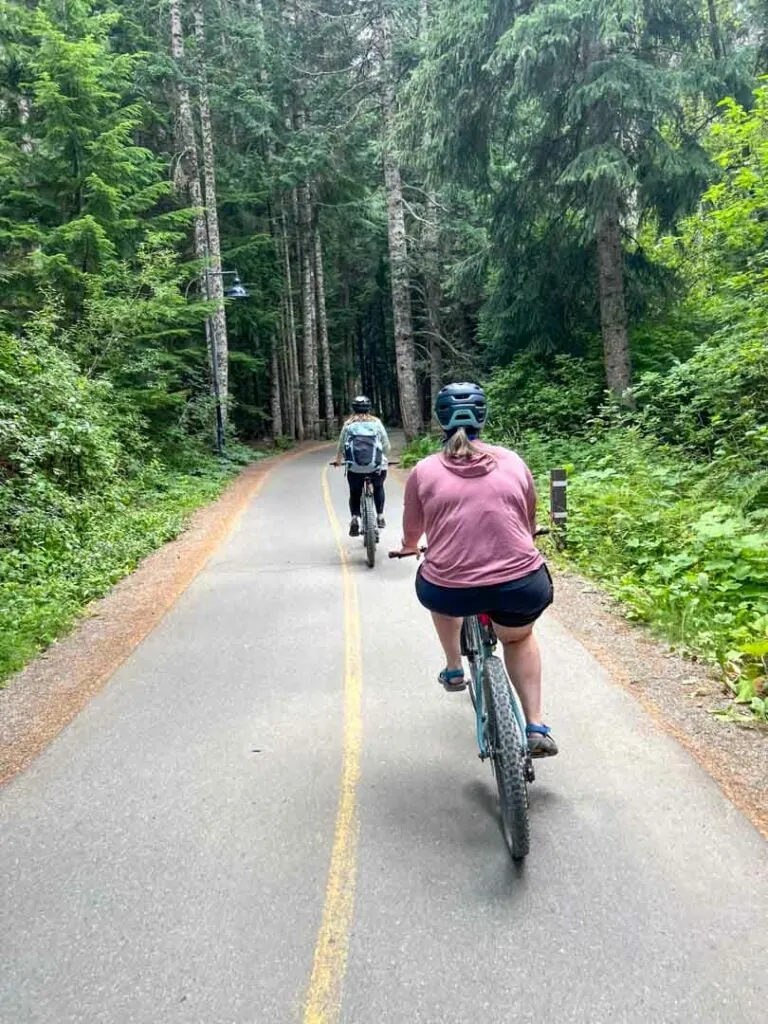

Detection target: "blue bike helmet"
[435, 382, 488, 433]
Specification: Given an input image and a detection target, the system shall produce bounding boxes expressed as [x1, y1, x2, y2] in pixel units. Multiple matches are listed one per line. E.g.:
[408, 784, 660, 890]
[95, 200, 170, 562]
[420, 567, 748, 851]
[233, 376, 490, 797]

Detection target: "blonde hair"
[345, 412, 377, 425]
[443, 427, 483, 460]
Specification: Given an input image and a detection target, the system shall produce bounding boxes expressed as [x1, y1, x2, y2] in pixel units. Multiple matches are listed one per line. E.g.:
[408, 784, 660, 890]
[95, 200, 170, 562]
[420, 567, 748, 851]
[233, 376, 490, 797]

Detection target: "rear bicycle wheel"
[363, 492, 376, 568]
[484, 656, 530, 860]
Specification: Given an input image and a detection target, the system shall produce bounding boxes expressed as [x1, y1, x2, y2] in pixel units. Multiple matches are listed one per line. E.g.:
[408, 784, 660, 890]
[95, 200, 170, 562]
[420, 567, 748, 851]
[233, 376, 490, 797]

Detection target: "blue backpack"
[345, 422, 383, 474]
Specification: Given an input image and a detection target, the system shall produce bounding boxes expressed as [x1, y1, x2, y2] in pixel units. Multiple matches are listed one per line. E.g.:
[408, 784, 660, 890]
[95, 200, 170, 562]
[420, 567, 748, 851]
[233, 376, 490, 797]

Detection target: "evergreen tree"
[411, 0, 750, 398]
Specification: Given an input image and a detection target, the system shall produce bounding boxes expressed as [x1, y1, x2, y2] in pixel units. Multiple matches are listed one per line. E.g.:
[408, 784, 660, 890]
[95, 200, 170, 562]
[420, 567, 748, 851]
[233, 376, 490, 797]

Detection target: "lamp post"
[185, 269, 250, 455]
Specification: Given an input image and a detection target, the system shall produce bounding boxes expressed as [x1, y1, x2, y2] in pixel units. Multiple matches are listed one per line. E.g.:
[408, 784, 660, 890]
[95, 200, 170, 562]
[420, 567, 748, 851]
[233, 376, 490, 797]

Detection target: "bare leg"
[430, 612, 463, 673]
[492, 623, 543, 724]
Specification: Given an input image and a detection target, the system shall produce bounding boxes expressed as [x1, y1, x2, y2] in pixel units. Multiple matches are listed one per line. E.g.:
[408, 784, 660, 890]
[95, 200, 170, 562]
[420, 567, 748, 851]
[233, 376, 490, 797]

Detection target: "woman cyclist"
[392, 383, 557, 757]
[334, 396, 391, 537]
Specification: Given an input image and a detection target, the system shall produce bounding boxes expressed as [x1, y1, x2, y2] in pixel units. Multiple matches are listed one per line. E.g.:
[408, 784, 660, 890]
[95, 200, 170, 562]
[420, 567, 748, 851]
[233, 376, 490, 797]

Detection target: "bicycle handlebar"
[328, 460, 399, 466]
[389, 527, 549, 559]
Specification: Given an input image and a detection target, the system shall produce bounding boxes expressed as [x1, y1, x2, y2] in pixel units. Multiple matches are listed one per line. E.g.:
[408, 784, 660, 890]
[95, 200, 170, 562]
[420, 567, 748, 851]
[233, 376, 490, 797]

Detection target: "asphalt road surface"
[2, 447, 767, 1024]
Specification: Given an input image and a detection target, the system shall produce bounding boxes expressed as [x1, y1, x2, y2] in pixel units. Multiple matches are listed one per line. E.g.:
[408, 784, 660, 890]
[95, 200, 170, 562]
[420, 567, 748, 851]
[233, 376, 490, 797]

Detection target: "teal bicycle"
[460, 610, 533, 859]
[392, 530, 548, 860]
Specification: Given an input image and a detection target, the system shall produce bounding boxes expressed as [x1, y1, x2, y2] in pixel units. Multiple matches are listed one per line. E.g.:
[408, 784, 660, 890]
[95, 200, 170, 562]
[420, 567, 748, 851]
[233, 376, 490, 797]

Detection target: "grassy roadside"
[0, 449, 265, 684]
[401, 431, 768, 724]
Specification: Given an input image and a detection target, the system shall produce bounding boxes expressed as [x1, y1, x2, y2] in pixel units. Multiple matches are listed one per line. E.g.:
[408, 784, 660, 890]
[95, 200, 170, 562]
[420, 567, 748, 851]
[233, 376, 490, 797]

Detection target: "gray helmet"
[352, 395, 372, 414]
[435, 382, 487, 432]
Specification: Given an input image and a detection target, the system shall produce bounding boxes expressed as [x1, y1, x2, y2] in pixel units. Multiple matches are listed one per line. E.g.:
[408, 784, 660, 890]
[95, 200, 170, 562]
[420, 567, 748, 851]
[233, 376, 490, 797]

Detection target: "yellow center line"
[303, 467, 363, 1024]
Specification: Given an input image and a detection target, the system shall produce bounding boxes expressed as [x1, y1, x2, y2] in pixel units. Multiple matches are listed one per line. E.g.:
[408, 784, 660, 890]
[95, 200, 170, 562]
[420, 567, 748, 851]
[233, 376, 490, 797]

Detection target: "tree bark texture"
[706, 0, 724, 60]
[18, 95, 32, 154]
[280, 205, 304, 441]
[270, 340, 283, 437]
[296, 174, 320, 439]
[424, 191, 443, 418]
[282, 344, 295, 439]
[170, 0, 207, 275]
[380, 13, 423, 440]
[419, 0, 429, 36]
[194, 1, 229, 416]
[419, 0, 442, 418]
[170, 0, 223, 447]
[313, 218, 335, 436]
[596, 201, 632, 400]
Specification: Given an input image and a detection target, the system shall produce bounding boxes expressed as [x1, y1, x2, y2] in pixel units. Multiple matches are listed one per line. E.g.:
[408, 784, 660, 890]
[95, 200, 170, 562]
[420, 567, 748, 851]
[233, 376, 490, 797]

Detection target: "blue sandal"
[438, 668, 467, 692]
[526, 723, 558, 758]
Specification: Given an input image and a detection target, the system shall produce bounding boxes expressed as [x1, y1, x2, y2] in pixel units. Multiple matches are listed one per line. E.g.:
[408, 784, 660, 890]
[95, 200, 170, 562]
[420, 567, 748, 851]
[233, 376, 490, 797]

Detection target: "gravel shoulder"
[550, 569, 767, 838]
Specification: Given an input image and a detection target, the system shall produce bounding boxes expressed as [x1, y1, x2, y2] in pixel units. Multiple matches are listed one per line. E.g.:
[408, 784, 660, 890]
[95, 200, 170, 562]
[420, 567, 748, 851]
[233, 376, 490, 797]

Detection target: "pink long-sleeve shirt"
[402, 442, 543, 588]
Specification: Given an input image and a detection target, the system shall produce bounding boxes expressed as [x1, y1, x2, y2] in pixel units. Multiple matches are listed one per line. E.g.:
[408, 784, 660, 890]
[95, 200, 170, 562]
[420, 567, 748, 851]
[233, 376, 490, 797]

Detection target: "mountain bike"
[331, 461, 397, 568]
[390, 530, 549, 860]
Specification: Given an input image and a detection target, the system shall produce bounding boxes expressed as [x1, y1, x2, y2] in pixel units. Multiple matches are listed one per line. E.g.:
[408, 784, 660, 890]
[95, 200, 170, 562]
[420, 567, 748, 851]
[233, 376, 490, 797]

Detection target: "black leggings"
[348, 471, 387, 516]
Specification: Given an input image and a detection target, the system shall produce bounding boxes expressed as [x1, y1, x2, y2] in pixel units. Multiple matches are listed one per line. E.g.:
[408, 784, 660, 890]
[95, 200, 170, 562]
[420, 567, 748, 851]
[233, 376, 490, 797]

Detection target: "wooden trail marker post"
[549, 468, 567, 547]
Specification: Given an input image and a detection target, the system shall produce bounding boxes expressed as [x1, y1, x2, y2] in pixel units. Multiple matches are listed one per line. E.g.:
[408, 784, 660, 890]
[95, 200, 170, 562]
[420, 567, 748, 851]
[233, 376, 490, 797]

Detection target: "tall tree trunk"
[271, 202, 299, 440]
[280, 206, 304, 441]
[270, 339, 283, 438]
[170, 0, 207, 276]
[424, 191, 443, 418]
[170, 0, 222, 449]
[706, 0, 724, 59]
[313, 216, 335, 436]
[596, 200, 632, 400]
[18, 95, 32, 154]
[194, 1, 229, 418]
[380, 13, 423, 440]
[296, 171, 320, 439]
[356, 319, 367, 401]
[280, 331, 295, 439]
[419, 0, 442, 419]
[347, 331, 358, 408]
[340, 274, 358, 409]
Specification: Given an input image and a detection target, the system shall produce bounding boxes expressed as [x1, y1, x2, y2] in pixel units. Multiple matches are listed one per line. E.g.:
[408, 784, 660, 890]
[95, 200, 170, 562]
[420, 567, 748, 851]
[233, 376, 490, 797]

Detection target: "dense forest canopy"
[1, 0, 766, 440]
[1, 0, 767, 713]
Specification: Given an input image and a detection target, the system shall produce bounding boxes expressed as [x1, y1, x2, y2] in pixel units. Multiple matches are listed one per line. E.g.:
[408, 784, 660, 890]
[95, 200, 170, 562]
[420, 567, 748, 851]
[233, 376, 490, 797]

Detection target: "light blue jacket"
[336, 417, 391, 472]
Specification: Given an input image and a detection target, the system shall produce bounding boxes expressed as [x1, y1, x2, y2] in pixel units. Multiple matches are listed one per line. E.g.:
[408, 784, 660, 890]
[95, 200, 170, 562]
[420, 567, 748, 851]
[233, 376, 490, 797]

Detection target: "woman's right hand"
[389, 544, 423, 559]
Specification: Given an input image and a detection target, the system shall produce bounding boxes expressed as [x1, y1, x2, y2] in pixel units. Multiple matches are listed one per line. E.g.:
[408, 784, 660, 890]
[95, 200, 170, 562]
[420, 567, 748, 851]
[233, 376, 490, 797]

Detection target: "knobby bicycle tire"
[363, 492, 376, 568]
[484, 656, 530, 860]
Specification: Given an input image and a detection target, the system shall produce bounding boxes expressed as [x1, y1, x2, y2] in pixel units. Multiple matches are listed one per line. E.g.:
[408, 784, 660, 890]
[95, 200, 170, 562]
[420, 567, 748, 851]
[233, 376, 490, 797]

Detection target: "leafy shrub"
[0, 461, 237, 680]
[0, 303, 256, 683]
[0, 314, 139, 495]
[633, 336, 768, 464]
[485, 352, 604, 439]
[400, 434, 441, 467]
[634, 86, 768, 466]
[518, 429, 768, 714]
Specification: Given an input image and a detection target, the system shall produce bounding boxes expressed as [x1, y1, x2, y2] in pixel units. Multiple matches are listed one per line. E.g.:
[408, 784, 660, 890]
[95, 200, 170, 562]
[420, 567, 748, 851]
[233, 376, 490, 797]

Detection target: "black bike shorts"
[415, 563, 553, 628]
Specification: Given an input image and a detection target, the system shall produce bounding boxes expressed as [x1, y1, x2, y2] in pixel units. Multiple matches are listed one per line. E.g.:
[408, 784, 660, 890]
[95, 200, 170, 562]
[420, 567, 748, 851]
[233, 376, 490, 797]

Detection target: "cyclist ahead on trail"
[334, 396, 391, 537]
[391, 382, 558, 757]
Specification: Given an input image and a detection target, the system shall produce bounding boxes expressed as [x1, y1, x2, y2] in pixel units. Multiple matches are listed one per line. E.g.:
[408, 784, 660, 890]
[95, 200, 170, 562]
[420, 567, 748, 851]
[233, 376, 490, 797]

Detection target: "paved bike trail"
[1, 447, 766, 1024]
